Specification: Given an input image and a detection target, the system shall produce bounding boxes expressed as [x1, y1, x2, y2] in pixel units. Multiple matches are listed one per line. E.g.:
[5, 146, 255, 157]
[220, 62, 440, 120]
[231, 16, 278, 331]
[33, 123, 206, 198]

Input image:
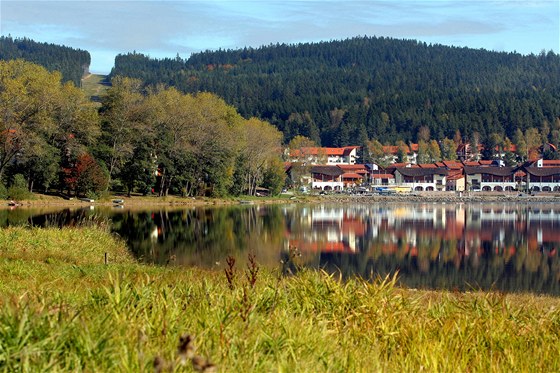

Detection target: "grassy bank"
[1, 227, 559, 372]
[6, 190, 560, 210]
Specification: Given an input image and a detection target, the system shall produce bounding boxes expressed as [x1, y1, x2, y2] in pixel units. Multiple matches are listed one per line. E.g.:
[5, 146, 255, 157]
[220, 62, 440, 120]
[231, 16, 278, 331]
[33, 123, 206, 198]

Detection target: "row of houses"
[287, 142, 557, 167]
[288, 158, 560, 193]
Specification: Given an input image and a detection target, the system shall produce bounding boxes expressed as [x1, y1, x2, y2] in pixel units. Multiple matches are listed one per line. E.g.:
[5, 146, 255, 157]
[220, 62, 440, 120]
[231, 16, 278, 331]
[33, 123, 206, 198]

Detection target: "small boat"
[239, 200, 254, 205]
[79, 197, 95, 203]
[8, 200, 20, 207]
[112, 199, 125, 205]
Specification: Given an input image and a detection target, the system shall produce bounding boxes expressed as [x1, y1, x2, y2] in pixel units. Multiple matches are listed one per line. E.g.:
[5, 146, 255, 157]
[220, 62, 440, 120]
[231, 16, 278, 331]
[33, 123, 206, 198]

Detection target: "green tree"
[441, 138, 457, 161]
[469, 132, 481, 161]
[428, 140, 442, 162]
[0, 60, 99, 192]
[366, 139, 389, 168]
[262, 157, 287, 196]
[396, 140, 408, 163]
[237, 117, 283, 195]
[147, 89, 243, 197]
[514, 128, 527, 162]
[119, 143, 156, 196]
[99, 76, 146, 185]
[525, 127, 541, 160]
[0, 60, 60, 178]
[484, 132, 504, 159]
[417, 140, 430, 164]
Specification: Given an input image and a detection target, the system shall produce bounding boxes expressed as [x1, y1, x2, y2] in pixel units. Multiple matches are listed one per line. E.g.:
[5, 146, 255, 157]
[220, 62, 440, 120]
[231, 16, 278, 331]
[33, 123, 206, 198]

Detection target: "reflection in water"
[293, 204, 560, 295]
[110, 206, 286, 268]
[3, 202, 560, 294]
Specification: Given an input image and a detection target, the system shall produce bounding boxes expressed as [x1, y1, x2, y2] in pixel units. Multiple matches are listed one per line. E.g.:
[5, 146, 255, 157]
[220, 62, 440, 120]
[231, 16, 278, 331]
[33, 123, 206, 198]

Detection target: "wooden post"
[104, 252, 108, 265]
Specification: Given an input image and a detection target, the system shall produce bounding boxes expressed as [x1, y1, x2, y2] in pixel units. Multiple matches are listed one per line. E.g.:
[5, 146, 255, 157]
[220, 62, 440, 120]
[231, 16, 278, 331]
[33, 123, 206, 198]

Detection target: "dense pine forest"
[0, 36, 90, 86]
[110, 36, 560, 148]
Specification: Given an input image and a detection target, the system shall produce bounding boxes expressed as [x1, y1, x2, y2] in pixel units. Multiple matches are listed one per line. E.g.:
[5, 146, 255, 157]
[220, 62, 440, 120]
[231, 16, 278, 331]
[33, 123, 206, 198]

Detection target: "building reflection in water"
[8, 203, 560, 294]
[284, 203, 560, 294]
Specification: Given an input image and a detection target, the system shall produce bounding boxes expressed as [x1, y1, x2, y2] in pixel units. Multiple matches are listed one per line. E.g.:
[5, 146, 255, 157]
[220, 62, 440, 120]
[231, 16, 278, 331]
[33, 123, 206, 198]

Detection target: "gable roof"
[464, 166, 518, 176]
[522, 167, 560, 177]
[310, 165, 344, 176]
[341, 172, 363, 179]
[291, 146, 359, 157]
[395, 167, 448, 177]
[371, 173, 394, 179]
[338, 164, 367, 172]
[417, 163, 438, 168]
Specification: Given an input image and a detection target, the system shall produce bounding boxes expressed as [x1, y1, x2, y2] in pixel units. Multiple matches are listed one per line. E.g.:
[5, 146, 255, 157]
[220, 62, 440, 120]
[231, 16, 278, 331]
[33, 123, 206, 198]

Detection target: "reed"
[0, 227, 559, 372]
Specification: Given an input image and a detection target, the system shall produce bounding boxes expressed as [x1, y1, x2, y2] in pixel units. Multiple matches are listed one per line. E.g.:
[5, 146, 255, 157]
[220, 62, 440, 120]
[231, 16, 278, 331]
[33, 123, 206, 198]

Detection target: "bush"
[7, 174, 32, 201]
[0, 183, 7, 200]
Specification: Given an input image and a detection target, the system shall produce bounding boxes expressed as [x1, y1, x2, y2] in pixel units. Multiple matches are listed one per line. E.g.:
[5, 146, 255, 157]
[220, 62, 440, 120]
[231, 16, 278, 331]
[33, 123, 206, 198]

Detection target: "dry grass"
[0, 227, 559, 372]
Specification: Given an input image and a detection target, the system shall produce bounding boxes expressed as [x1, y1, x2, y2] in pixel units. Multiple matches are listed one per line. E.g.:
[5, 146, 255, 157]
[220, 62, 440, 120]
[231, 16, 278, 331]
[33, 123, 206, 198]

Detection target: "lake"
[2, 202, 560, 294]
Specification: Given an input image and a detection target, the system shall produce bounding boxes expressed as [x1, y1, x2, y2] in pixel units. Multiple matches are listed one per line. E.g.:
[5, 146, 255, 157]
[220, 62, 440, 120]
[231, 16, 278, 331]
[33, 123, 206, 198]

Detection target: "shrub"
[7, 174, 32, 201]
[0, 183, 7, 200]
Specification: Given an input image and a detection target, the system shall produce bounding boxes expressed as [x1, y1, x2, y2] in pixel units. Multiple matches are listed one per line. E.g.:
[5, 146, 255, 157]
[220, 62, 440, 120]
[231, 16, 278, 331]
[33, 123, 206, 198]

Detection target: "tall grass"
[0, 227, 559, 371]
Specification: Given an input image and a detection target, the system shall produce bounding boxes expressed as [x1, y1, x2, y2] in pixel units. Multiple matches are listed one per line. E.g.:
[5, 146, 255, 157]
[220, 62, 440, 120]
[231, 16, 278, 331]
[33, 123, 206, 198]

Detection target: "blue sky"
[1, 0, 558, 74]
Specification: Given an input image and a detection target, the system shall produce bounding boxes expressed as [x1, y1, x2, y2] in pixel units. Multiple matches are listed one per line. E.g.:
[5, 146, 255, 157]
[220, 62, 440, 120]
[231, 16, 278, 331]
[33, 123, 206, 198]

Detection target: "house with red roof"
[310, 165, 344, 191]
[522, 159, 560, 192]
[288, 146, 360, 165]
[464, 165, 520, 191]
[394, 166, 448, 191]
[309, 164, 368, 191]
[382, 143, 419, 164]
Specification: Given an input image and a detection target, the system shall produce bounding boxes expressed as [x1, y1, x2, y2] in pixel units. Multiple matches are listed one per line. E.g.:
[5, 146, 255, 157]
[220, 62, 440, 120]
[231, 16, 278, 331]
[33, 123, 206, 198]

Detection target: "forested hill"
[0, 36, 90, 86]
[110, 36, 560, 147]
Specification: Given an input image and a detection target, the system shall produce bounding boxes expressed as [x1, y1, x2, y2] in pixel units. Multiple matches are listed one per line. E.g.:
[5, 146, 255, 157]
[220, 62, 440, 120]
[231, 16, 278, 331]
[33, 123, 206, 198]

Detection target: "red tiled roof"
[341, 172, 363, 179]
[463, 161, 480, 166]
[338, 164, 367, 171]
[382, 146, 399, 154]
[371, 173, 394, 179]
[290, 146, 359, 157]
[382, 143, 418, 154]
[447, 174, 463, 181]
[417, 163, 438, 168]
[542, 160, 560, 167]
[442, 161, 463, 169]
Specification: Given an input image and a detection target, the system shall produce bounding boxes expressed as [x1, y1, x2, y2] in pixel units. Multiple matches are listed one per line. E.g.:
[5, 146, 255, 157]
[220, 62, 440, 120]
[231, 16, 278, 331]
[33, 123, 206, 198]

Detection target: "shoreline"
[3, 191, 560, 209]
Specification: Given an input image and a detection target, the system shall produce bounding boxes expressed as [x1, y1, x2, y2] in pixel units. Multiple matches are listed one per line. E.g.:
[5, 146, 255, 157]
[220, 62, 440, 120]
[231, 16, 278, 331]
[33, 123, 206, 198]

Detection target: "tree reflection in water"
[7, 202, 560, 294]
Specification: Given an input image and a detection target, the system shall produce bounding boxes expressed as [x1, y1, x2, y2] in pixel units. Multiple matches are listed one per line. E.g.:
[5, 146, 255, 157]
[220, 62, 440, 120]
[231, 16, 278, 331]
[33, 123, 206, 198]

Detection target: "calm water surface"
[3, 202, 560, 294]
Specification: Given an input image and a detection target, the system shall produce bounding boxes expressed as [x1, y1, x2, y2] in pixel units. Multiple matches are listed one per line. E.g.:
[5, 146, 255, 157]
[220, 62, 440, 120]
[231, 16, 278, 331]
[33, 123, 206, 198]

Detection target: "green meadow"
[80, 73, 110, 104]
[0, 225, 559, 372]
